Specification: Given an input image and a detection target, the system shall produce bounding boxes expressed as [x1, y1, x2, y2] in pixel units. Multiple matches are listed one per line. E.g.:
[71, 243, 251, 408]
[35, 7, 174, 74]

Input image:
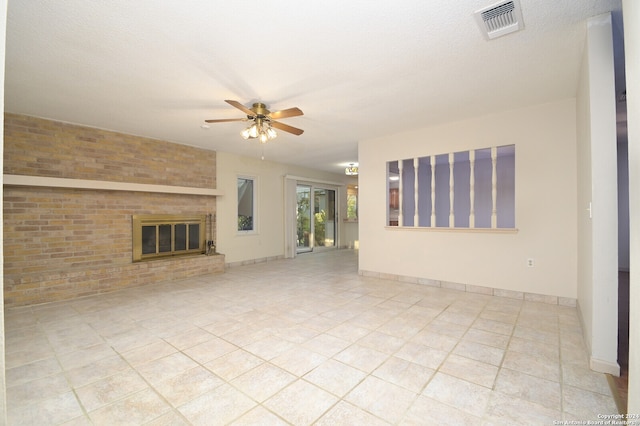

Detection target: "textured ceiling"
[5, 0, 622, 173]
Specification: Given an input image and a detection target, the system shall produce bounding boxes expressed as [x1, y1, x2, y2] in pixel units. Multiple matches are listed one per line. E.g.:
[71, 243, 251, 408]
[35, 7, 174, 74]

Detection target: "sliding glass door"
[296, 185, 312, 253]
[313, 188, 336, 250]
[296, 184, 336, 253]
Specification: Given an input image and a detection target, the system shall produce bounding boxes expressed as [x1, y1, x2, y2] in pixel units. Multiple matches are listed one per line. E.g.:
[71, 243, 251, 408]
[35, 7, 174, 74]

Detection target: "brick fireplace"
[3, 114, 225, 307]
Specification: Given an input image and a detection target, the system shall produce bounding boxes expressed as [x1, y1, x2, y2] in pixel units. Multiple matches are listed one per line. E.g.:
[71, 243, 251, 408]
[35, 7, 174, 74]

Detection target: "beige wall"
[359, 99, 578, 300]
[216, 151, 358, 265]
[3, 115, 224, 306]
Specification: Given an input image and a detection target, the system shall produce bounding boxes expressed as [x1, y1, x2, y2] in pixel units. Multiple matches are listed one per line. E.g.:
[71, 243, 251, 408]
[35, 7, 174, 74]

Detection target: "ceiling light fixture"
[240, 117, 277, 144]
[345, 164, 359, 176]
[206, 101, 304, 146]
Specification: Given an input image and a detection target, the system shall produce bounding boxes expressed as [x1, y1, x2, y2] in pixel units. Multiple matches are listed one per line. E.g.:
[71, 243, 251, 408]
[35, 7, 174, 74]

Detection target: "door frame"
[284, 175, 343, 258]
[296, 184, 313, 254]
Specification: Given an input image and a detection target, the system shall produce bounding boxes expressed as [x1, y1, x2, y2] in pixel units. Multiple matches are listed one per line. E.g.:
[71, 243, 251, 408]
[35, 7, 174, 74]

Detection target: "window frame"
[237, 175, 258, 235]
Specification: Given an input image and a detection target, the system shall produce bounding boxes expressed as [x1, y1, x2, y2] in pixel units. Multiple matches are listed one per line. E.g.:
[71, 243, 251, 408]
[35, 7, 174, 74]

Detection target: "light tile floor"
[4, 249, 619, 425]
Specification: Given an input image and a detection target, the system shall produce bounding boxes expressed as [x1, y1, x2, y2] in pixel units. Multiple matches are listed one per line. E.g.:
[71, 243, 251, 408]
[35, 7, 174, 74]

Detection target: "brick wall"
[4, 114, 216, 187]
[3, 114, 224, 307]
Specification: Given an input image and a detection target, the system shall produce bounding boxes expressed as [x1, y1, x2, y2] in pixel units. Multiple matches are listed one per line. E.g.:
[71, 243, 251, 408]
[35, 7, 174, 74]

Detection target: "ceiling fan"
[205, 100, 304, 143]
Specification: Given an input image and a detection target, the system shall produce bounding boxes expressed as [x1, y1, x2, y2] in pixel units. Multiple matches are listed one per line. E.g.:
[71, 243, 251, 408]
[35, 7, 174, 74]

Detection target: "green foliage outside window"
[238, 215, 253, 231]
[314, 209, 326, 246]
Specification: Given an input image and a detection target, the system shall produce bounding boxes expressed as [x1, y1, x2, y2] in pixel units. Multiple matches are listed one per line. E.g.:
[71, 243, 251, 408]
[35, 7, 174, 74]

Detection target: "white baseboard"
[358, 269, 576, 307]
[590, 357, 621, 376]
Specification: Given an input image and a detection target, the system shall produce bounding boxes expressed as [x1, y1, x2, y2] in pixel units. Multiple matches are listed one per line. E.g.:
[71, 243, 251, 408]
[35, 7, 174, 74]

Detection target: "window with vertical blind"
[387, 145, 515, 229]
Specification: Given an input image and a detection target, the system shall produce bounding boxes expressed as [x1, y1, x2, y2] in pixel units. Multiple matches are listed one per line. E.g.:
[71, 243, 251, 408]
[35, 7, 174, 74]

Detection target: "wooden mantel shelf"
[3, 174, 224, 196]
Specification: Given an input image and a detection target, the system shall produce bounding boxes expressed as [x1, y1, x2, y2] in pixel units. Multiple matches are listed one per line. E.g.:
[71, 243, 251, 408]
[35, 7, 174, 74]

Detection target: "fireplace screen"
[133, 215, 205, 261]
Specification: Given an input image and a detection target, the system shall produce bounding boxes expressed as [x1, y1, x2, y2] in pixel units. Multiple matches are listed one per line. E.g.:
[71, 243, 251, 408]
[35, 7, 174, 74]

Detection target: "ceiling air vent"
[474, 0, 524, 40]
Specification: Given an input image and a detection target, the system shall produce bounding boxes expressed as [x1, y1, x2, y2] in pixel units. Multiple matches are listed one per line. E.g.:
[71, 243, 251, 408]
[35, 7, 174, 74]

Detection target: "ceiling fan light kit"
[206, 100, 304, 145]
[240, 117, 278, 143]
[345, 164, 359, 176]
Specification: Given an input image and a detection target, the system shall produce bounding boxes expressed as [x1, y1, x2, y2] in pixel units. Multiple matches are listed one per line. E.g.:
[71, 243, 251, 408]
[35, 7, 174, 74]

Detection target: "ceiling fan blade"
[225, 100, 255, 116]
[204, 118, 247, 123]
[268, 107, 304, 120]
[271, 120, 304, 136]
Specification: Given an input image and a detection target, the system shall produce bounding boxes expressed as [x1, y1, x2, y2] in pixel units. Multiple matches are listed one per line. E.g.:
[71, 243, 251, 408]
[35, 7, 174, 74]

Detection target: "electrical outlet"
[527, 258, 535, 268]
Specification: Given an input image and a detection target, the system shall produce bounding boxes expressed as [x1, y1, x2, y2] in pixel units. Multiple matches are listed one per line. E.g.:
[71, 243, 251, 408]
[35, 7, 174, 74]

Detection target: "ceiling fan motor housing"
[251, 103, 270, 116]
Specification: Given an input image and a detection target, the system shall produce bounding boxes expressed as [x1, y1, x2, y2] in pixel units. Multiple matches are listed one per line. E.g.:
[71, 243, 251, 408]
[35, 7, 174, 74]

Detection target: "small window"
[237, 177, 255, 232]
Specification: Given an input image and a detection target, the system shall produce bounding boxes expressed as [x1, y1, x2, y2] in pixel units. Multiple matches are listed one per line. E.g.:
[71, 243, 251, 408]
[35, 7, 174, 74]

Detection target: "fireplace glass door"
[133, 215, 205, 262]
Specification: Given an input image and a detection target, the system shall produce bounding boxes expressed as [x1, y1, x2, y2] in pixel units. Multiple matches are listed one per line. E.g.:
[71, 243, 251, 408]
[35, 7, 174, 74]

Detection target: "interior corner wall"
[215, 151, 358, 265]
[622, 0, 639, 414]
[576, 13, 620, 375]
[576, 26, 595, 360]
[358, 99, 578, 299]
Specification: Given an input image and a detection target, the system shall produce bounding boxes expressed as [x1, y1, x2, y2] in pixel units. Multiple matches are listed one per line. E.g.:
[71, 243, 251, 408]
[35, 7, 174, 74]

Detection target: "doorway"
[296, 184, 336, 254]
